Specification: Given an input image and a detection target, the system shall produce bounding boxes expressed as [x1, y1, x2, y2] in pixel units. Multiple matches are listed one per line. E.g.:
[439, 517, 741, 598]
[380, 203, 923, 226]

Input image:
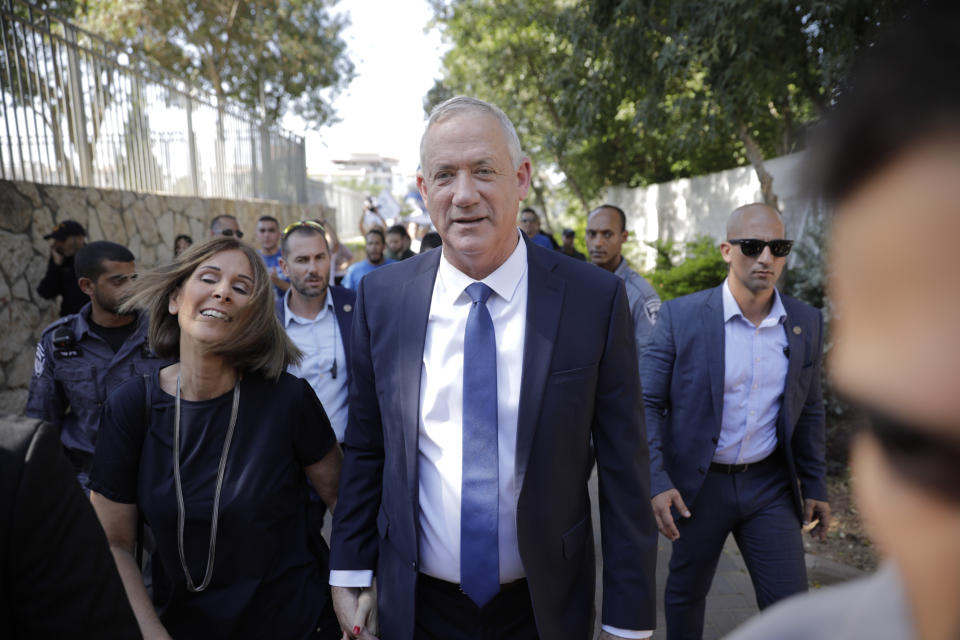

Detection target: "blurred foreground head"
[819, 4, 960, 444]
[814, 5, 960, 637]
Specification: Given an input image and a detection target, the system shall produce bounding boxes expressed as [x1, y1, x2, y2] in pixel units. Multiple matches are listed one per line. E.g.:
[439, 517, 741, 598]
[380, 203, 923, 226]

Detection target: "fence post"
[185, 93, 199, 196]
[62, 24, 92, 185]
[296, 137, 306, 204]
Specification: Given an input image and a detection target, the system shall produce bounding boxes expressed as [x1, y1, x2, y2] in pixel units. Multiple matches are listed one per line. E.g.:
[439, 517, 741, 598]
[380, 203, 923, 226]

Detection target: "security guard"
[27, 241, 169, 488]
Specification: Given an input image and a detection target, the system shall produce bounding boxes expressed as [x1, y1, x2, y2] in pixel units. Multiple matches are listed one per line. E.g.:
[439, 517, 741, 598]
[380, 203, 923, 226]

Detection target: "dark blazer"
[0, 417, 140, 638]
[641, 285, 828, 519]
[275, 284, 356, 380]
[329, 238, 658, 640]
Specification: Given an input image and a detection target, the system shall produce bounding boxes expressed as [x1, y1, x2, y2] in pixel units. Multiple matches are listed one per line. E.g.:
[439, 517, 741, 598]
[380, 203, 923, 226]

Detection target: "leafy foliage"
[646, 236, 727, 301]
[428, 0, 908, 208]
[75, 0, 354, 127]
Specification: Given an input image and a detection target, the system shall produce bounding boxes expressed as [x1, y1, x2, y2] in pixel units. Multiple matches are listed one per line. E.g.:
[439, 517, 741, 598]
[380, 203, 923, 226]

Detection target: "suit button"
[711, 437, 718, 444]
[411, 561, 417, 570]
[698, 466, 706, 474]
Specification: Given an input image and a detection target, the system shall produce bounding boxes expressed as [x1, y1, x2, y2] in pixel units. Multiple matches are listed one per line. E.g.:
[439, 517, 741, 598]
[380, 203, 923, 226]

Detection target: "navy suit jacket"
[640, 285, 828, 520]
[275, 285, 356, 382]
[329, 237, 658, 640]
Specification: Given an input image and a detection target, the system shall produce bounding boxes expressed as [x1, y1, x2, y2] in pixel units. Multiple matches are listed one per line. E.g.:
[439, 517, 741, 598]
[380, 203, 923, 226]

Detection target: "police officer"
[26, 241, 169, 488]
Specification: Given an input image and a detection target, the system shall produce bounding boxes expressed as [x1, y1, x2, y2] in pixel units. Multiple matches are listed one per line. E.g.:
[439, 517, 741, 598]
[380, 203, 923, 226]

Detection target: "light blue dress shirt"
[714, 279, 789, 465]
[282, 290, 349, 441]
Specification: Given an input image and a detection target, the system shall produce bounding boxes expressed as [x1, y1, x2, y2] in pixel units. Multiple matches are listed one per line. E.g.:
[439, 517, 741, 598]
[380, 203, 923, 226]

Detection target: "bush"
[646, 235, 728, 301]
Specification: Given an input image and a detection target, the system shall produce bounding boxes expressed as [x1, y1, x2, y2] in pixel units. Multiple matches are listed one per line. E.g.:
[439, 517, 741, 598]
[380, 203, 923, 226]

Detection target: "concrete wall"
[605, 152, 814, 270]
[0, 179, 331, 414]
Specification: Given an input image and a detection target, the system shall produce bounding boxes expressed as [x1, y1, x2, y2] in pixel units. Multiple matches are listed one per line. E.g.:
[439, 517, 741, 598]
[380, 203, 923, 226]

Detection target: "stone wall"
[0, 179, 326, 414]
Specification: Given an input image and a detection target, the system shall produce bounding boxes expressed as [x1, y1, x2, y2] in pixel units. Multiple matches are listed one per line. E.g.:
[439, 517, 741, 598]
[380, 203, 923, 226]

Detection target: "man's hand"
[49, 240, 64, 265]
[331, 585, 379, 640]
[651, 488, 691, 541]
[803, 498, 831, 541]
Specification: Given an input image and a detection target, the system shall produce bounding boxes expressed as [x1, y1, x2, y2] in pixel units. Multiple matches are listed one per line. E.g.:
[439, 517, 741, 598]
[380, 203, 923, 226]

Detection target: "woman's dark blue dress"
[90, 369, 338, 639]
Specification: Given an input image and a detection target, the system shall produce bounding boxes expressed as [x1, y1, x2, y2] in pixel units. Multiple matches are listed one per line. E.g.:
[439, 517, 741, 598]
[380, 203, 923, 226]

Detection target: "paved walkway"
[589, 470, 864, 639]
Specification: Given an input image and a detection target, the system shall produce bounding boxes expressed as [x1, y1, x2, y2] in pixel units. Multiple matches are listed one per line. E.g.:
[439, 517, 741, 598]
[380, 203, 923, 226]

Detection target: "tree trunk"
[738, 122, 779, 210]
[531, 177, 555, 234]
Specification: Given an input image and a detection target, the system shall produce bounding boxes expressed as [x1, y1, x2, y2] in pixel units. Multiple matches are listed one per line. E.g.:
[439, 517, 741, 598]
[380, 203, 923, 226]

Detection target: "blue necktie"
[460, 282, 499, 607]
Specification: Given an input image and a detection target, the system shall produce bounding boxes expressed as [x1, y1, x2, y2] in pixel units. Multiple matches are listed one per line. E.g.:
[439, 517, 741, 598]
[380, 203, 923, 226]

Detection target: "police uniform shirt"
[26, 303, 168, 457]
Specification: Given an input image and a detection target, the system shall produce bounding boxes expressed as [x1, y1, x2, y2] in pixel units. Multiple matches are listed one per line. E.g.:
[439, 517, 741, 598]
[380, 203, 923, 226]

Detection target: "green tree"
[428, 0, 907, 209]
[78, 0, 354, 128]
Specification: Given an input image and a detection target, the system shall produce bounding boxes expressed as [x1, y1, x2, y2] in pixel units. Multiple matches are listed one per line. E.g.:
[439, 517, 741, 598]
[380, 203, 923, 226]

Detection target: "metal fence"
[0, 0, 306, 203]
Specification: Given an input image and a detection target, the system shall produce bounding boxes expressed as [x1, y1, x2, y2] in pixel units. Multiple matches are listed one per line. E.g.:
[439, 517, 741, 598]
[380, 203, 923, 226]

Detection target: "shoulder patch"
[643, 298, 662, 325]
[33, 342, 46, 377]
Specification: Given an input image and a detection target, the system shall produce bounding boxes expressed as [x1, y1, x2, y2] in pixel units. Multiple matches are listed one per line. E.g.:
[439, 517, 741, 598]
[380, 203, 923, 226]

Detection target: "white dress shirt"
[715, 278, 789, 464]
[417, 234, 528, 584]
[283, 289, 349, 441]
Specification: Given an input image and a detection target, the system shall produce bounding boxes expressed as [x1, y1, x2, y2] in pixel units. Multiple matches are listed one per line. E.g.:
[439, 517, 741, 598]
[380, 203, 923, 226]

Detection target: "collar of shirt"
[613, 255, 633, 278]
[435, 231, 527, 305]
[722, 277, 786, 328]
[73, 303, 146, 342]
[283, 288, 333, 326]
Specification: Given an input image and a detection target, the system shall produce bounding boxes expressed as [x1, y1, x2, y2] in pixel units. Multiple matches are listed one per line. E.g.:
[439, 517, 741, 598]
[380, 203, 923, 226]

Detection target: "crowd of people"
[4, 7, 959, 640]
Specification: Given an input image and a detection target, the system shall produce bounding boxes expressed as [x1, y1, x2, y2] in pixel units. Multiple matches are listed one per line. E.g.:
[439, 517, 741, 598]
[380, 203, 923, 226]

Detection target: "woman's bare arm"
[304, 444, 343, 515]
[90, 491, 172, 640]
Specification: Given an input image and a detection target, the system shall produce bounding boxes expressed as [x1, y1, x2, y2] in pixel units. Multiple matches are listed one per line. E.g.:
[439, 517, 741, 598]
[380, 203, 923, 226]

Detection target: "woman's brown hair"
[121, 236, 300, 379]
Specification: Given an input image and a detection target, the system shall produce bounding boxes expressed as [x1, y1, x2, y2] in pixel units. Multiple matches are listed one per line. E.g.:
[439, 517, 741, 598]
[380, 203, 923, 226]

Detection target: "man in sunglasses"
[209, 214, 243, 239]
[729, 6, 960, 639]
[641, 203, 829, 639]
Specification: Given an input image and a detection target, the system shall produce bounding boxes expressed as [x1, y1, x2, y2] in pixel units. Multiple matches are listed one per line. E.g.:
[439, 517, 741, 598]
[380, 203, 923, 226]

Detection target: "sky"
[288, 0, 446, 178]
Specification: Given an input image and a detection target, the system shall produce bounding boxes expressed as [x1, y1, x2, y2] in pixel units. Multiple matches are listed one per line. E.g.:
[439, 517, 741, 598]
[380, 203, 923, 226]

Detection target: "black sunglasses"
[728, 238, 793, 258]
[221, 229, 244, 239]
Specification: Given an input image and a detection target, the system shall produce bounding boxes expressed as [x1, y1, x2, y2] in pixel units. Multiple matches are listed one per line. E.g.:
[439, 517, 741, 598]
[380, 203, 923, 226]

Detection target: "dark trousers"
[414, 574, 539, 640]
[665, 459, 807, 640]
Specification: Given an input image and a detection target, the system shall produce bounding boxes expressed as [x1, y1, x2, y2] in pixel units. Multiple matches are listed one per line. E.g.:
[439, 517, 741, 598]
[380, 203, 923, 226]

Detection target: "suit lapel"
[515, 246, 564, 489]
[329, 287, 353, 371]
[398, 253, 440, 502]
[780, 299, 805, 438]
[703, 286, 725, 429]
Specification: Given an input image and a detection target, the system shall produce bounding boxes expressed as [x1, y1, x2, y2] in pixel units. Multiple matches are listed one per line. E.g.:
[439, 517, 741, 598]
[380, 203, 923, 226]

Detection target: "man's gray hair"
[419, 96, 524, 170]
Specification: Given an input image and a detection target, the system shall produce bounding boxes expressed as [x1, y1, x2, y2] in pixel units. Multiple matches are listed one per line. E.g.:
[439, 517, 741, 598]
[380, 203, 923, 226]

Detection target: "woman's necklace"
[173, 372, 240, 593]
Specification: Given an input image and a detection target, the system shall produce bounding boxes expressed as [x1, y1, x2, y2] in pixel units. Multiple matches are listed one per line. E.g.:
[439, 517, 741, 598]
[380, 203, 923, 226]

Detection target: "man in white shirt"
[329, 96, 657, 640]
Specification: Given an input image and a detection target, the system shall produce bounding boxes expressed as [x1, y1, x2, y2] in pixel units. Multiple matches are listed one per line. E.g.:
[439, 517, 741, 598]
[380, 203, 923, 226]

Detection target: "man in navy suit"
[641, 203, 831, 640]
[329, 96, 657, 640]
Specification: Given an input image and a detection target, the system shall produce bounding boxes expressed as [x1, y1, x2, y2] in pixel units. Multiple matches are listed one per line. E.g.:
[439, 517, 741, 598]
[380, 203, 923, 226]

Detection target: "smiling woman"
[85, 236, 344, 639]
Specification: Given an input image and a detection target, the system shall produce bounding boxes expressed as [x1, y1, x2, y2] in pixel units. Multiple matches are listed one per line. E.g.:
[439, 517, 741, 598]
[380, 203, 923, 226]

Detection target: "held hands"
[803, 498, 831, 541]
[332, 585, 379, 640]
[651, 488, 691, 541]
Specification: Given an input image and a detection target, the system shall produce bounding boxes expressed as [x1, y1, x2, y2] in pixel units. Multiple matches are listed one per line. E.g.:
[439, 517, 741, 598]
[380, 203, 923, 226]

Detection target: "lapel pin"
[793, 326, 802, 335]
[343, 304, 353, 313]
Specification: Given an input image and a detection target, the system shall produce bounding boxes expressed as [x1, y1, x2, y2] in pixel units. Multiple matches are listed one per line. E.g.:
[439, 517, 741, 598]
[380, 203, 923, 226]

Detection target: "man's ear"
[78, 277, 95, 297]
[719, 241, 734, 265]
[278, 257, 288, 277]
